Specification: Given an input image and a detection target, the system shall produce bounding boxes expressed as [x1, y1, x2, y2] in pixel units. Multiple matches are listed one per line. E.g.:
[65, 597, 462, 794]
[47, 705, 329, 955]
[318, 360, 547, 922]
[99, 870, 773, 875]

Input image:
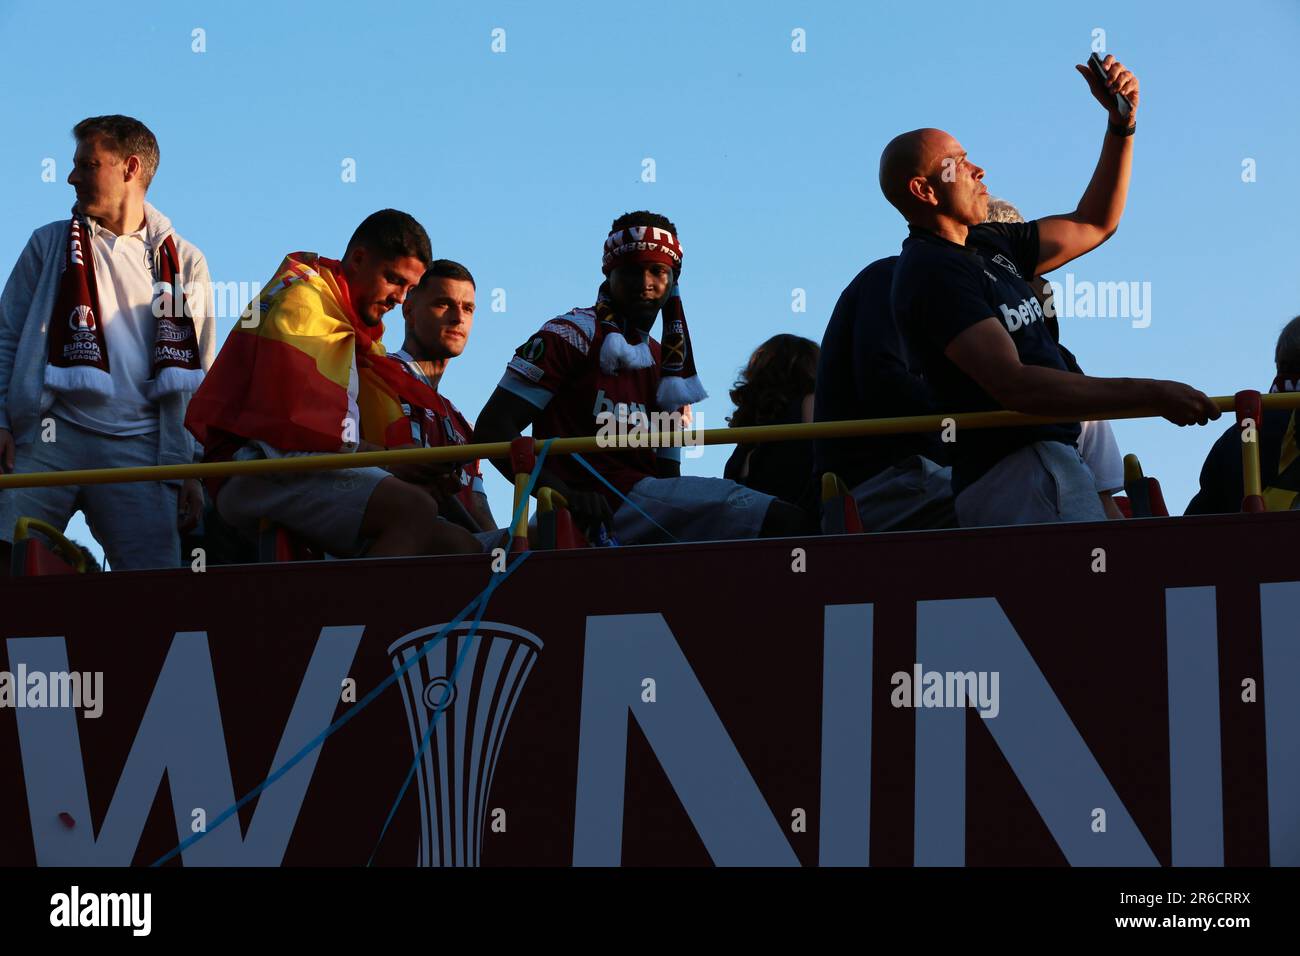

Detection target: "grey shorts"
[612, 475, 775, 545]
[216, 447, 389, 557]
[955, 441, 1107, 528]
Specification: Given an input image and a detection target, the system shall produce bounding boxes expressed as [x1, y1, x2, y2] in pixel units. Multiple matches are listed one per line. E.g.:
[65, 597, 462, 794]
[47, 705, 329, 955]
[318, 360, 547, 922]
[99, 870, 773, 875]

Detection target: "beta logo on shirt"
[592, 388, 649, 426]
[998, 295, 1045, 333]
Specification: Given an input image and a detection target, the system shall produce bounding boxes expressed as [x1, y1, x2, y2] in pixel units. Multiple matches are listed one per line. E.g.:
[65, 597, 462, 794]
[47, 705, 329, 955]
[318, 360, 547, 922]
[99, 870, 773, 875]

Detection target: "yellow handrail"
[2, 391, 1297, 491]
[536, 487, 569, 513]
[1242, 442, 1264, 498]
[1235, 390, 1266, 512]
[1122, 453, 1144, 484]
[821, 472, 851, 502]
[511, 471, 531, 543]
[12, 517, 89, 572]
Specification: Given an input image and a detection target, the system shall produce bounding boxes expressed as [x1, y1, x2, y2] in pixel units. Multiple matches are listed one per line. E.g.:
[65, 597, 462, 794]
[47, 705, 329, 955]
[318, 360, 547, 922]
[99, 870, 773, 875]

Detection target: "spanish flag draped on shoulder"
[185, 252, 442, 461]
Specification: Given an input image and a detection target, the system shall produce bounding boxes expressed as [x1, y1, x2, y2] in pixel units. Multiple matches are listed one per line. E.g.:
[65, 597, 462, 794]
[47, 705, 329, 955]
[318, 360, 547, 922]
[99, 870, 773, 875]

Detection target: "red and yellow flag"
[185, 252, 439, 455]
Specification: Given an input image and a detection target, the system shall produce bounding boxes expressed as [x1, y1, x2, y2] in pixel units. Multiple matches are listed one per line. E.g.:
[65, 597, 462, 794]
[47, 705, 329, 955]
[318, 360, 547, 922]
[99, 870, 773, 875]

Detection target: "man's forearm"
[999, 364, 1155, 418]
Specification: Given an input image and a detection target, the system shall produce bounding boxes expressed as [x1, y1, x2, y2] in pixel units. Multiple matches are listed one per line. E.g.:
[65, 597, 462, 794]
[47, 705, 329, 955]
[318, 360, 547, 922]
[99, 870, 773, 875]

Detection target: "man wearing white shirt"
[0, 115, 215, 571]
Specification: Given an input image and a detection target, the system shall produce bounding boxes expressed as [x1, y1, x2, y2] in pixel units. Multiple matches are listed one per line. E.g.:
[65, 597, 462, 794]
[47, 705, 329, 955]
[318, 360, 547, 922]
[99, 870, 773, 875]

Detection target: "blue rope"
[569, 452, 680, 543]
[150, 439, 553, 867]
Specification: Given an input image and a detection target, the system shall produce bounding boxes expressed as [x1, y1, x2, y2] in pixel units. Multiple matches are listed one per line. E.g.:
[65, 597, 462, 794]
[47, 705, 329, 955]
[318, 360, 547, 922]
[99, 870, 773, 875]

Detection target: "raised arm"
[1035, 55, 1140, 275]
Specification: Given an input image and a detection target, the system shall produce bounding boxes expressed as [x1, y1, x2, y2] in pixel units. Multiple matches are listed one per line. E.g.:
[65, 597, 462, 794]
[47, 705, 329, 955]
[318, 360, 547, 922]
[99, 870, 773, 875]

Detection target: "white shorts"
[1077, 419, 1124, 493]
[611, 475, 775, 545]
[955, 441, 1107, 528]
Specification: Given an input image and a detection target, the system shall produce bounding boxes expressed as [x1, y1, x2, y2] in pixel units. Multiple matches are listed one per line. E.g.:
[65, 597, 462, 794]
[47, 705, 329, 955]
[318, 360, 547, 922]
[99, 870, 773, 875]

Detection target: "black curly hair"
[610, 210, 678, 235]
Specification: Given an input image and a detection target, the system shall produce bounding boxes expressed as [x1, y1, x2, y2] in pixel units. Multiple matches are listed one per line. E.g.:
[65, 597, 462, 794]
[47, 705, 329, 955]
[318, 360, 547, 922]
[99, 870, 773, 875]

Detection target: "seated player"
[474, 210, 812, 544]
[184, 210, 482, 558]
[391, 259, 496, 534]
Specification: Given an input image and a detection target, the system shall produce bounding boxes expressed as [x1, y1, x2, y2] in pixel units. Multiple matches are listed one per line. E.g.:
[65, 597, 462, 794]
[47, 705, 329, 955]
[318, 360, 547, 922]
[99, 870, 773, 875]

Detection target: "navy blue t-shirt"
[813, 256, 949, 487]
[892, 221, 1080, 492]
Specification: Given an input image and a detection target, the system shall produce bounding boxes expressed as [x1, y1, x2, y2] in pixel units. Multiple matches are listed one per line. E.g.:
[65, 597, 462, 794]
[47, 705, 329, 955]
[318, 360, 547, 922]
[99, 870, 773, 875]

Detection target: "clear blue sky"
[2, 0, 1297, 565]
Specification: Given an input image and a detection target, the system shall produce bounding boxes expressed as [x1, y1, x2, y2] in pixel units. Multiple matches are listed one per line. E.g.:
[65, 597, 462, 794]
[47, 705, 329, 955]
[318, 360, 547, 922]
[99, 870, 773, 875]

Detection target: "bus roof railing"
[0, 389, 1288, 496]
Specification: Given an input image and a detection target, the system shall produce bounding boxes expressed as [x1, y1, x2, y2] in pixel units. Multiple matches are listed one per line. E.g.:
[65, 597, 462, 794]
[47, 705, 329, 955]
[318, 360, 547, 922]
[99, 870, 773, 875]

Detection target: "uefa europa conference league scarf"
[45, 214, 203, 400]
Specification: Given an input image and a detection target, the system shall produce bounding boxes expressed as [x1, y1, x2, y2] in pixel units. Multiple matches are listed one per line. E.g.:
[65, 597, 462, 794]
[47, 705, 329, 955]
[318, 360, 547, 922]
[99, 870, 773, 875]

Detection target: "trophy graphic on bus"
[387, 622, 543, 867]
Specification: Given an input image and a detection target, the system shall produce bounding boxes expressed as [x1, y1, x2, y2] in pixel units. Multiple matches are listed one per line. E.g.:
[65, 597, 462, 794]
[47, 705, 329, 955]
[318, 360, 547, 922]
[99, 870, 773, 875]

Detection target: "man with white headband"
[475, 210, 811, 544]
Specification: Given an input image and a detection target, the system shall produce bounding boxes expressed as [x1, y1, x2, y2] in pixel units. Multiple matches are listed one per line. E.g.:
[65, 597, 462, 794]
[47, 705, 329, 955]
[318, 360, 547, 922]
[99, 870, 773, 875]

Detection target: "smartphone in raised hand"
[1089, 51, 1132, 121]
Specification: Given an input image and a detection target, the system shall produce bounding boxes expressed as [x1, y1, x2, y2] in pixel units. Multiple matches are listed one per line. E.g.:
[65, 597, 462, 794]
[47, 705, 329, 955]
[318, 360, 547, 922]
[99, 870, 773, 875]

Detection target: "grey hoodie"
[0, 202, 216, 466]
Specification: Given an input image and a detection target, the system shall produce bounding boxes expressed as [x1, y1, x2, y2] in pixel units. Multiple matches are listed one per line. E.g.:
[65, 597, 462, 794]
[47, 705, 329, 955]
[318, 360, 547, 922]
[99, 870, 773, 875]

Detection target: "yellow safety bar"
[1122, 453, 1144, 484]
[1242, 443, 1263, 499]
[3, 391, 1298, 492]
[821, 472, 851, 502]
[511, 471, 531, 545]
[536, 487, 569, 513]
[12, 517, 89, 573]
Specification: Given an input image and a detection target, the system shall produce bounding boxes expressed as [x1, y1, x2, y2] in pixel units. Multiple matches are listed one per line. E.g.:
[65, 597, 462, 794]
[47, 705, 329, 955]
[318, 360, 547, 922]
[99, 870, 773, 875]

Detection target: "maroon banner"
[0, 512, 1297, 866]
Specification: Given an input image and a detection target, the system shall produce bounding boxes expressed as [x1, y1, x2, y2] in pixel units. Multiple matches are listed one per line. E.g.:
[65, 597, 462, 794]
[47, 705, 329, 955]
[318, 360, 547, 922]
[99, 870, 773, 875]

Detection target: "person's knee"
[426, 518, 485, 555]
[363, 477, 437, 540]
[363, 478, 482, 555]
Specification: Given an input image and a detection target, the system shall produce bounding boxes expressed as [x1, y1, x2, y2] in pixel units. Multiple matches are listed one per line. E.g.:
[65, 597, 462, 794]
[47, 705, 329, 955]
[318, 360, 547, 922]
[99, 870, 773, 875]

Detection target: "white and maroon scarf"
[1271, 374, 1300, 394]
[45, 213, 203, 400]
[597, 224, 707, 409]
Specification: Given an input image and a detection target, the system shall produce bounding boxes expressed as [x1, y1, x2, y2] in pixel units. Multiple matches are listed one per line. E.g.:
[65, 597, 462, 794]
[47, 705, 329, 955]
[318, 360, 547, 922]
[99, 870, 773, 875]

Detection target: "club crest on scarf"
[660, 314, 688, 374]
[45, 213, 204, 400]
